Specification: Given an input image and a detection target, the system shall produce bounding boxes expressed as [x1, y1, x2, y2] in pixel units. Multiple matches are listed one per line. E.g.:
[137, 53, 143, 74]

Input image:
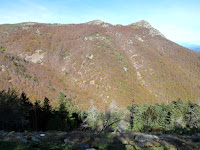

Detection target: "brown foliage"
[0, 21, 200, 110]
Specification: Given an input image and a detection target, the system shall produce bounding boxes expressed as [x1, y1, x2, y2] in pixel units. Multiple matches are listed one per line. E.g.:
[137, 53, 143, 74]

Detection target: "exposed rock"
[4, 135, 27, 143]
[36, 28, 41, 35]
[30, 136, 40, 142]
[135, 134, 159, 142]
[84, 33, 111, 42]
[129, 140, 135, 145]
[118, 137, 128, 144]
[123, 66, 128, 73]
[23, 50, 45, 64]
[86, 53, 94, 59]
[0, 131, 7, 137]
[137, 141, 160, 147]
[19, 22, 37, 26]
[129, 40, 134, 44]
[3, 136, 17, 142]
[87, 20, 105, 25]
[131, 20, 165, 38]
[134, 35, 144, 42]
[7, 131, 15, 136]
[132, 20, 152, 28]
[86, 20, 110, 27]
[20, 137, 28, 143]
[64, 138, 74, 145]
[0, 65, 6, 72]
[0, 130, 199, 149]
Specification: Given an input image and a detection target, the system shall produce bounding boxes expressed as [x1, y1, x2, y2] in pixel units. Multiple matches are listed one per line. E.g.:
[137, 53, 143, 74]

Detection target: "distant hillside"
[0, 20, 200, 110]
[192, 47, 200, 52]
[178, 43, 200, 52]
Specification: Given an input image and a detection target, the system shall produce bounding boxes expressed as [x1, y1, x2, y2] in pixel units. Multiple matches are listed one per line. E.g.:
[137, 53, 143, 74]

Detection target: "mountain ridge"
[0, 19, 156, 27]
[0, 20, 199, 110]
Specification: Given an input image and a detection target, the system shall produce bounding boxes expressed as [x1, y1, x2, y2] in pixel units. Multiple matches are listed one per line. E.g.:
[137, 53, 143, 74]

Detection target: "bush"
[81, 100, 124, 132]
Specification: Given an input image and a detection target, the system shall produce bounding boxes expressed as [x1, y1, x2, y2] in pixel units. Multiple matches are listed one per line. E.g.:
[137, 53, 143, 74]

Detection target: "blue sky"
[1, 0, 200, 44]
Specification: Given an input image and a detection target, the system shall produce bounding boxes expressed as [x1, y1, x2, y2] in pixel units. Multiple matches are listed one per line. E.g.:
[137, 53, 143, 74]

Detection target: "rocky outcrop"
[86, 20, 110, 27]
[135, 134, 160, 142]
[21, 49, 45, 64]
[131, 20, 166, 38]
[87, 20, 105, 25]
[0, 131, 199, 149]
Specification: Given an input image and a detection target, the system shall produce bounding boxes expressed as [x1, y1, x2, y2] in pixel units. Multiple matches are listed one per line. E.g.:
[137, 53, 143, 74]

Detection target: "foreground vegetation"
[0, 90, 200, 135]
[0, 90, 200, 149]
[0, 90, 83, 132]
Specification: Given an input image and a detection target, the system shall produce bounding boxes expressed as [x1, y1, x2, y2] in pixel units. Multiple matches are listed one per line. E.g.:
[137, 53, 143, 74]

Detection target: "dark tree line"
[1, 89, 200, 135]
[0, 90, 83, 131]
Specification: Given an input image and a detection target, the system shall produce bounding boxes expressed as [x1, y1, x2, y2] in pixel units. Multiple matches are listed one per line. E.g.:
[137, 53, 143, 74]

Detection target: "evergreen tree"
[33, 100, 41, 131]
[142, 107, 157, 131]
[43, 97, 51, 112]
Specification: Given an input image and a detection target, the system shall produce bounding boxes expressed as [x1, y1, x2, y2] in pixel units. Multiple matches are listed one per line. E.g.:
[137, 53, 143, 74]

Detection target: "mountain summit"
[86, 19, 111, 27]
[86, 20, 106, 25]
[131, 20, 152, 28]
[130, 20, 166, 38]
[0, 20, 199, 109]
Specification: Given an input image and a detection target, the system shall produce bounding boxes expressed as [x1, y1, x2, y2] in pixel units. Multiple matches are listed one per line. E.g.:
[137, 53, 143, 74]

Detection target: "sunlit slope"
[0, 20, 199, 109]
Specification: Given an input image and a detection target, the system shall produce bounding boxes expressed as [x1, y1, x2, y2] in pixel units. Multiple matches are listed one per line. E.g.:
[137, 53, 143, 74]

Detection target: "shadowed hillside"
[0, 20, 200, 109]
